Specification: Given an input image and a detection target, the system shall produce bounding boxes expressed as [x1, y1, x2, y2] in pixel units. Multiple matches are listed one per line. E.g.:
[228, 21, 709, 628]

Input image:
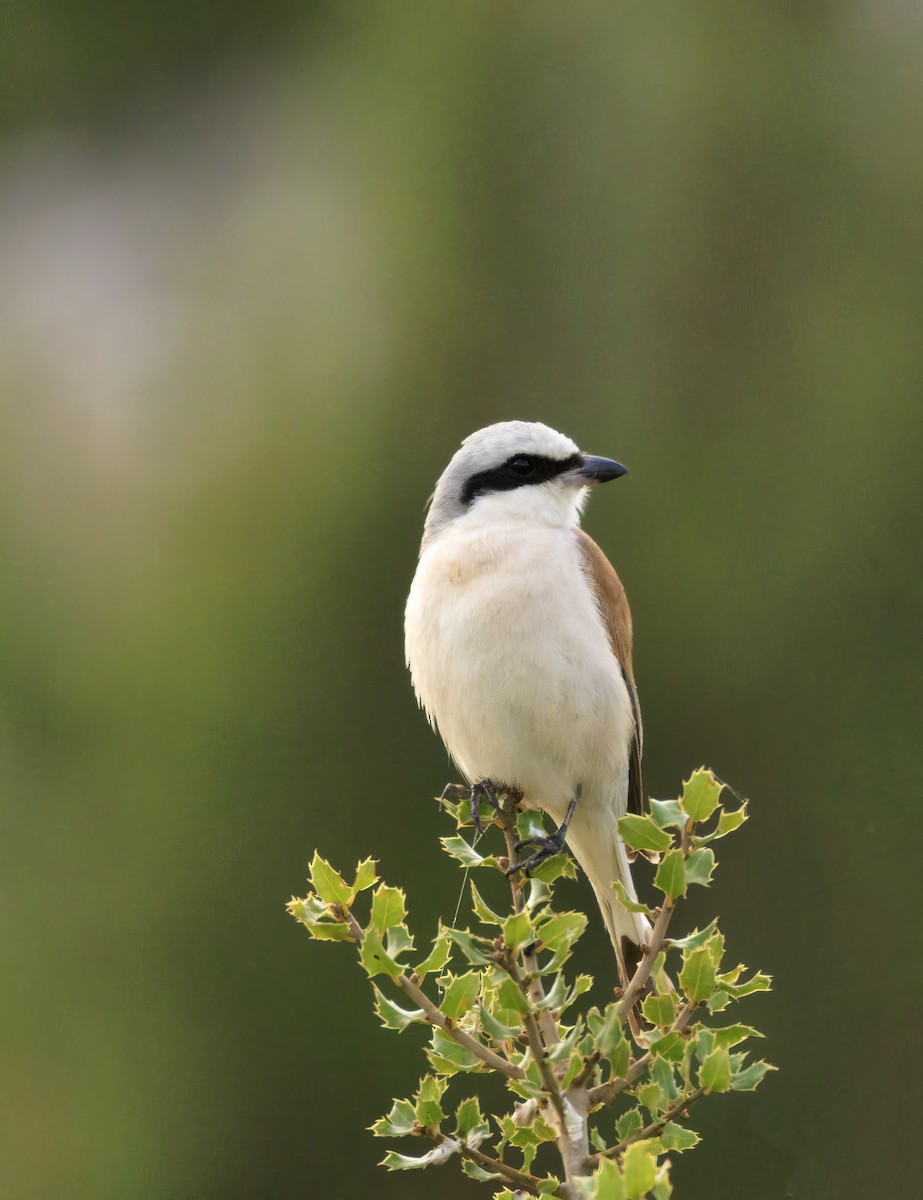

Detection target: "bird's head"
[422, 421, 627, 547]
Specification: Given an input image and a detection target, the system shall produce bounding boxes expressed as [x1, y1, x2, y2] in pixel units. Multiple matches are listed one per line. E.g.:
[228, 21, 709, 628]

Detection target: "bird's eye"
[508, 455, 534, 477]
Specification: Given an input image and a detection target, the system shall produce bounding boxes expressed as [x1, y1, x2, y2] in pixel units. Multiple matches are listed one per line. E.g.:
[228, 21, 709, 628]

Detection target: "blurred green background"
[1, 4, 920, 1197]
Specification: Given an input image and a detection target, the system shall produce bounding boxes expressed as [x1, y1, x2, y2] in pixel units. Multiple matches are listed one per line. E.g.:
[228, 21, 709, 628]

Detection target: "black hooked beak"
[577, 454, 629, 483]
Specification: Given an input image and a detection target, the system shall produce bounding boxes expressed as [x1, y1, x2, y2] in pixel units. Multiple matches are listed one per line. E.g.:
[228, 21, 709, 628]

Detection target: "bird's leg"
[505, 790, 579, 877]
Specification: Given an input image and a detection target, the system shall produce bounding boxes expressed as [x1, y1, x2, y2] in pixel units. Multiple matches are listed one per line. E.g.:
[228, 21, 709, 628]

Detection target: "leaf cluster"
[287, 769, 773, 1197]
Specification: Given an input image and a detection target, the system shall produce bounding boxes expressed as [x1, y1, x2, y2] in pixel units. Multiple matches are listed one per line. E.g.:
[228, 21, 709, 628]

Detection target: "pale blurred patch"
[0, 7, 920, 1199]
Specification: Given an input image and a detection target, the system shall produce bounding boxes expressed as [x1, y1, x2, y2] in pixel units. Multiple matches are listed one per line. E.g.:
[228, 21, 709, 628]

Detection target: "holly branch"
[288, 768, 774, 1198]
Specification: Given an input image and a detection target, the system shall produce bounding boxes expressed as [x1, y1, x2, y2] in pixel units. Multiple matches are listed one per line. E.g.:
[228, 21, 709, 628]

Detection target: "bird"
[404, 420, 650, 987]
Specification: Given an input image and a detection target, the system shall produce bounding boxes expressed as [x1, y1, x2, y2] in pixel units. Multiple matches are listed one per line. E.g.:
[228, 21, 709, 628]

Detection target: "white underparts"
[405, 497, 644, 954]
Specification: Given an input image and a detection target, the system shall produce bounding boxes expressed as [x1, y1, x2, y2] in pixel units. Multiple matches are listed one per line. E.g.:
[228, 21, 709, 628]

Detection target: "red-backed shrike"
[404, 421, 649, 984]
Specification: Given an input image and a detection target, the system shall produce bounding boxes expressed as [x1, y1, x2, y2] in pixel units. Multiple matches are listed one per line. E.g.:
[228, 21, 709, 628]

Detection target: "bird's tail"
[569, 822, 650, 987]
[594, 837, 653, 989]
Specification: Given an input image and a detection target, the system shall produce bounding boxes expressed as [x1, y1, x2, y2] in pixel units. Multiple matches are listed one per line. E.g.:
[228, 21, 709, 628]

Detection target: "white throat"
[432, 481, 589, 546]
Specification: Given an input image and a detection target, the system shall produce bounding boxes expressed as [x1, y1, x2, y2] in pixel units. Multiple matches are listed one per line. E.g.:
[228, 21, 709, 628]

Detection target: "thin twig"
[399, 973, 526, 1079]
[592, 1085, 707, 1163]
[341, 908, 525, 1081]
[616, 897, 675, 1021]
[459, 1145, 563, 1197]
[587, 1000, 700, 1107]
[499, 796, 590, 1186]
[499, 796, 559, 1047]
[570, 1050, 601, 1091]
[506, 953, 568, 1128]
[585, 1050, 651, 1109]
[415, 1125, 561, 1196]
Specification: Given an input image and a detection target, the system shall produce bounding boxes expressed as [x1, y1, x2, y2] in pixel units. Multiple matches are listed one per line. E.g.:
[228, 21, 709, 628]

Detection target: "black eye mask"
[461, 453, 582, 507]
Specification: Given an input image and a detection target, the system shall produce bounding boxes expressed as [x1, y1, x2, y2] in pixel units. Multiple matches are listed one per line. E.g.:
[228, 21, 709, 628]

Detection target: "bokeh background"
[2, 4, 921, 1198]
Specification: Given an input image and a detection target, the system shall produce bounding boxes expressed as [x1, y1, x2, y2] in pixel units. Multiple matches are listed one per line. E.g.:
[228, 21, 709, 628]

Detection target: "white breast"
[404, 522, 634, 820]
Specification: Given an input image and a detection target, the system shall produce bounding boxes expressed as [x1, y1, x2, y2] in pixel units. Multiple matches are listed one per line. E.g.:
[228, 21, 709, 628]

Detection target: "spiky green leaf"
[592, 1157, 627, 1199]
[680, 946, 716, 1001]
[470, 881, 503, 925]
[464, 1159, 505, 1182]
[697, 801, 749, 843]
[516, 810, 547, 841]
[649, 798, 688, 830]
[495, 976, 530, 1016]
[660, 1121, 700, 1152]
[680, 769, 722, 823]
[654, 849, 686, 899]
[651, 1056, 680, 1104]
[359, 927, 403, 979]
[636, 1080, 664, 1117]
[385, 921, 415, 963]
[649, 1030, 686, 1063]
[369, 884, 406, 934]
[440, 836, 499, 869]
[700, 1047, 732, 1092]
[703, 931, 725, 970]
[617, 814, 672, 854]
[668, 920, 718, 951]
[719, 969, 772, 998]
[731, 1059, 776, 1090]
[530, 853, 579, 883]
[454, 1095, 489, 1141]
[685, 848, 716, 888]
[610, 879, 652, 914]
[439, 971, 480, 1020]
[381, 1141, 459, 1170]
[479, 1003, 520, 1041]
[652, 1166, 674, 1200]
[373, 987, 425, 1031]
[536, 911, 587, 958]
[444, 927, 494, 966]
[589, 1003, 630, 1077]
[622, 1141, 657, 1198]
[414, 928, 453, 977]
[695, 1026, 715, 1064]
[353, 857, 379, 894]
[711, 1023, 763, 1050]
[414, 1074, 448, 1128]
[427, 1027, 484, 1075]
[642, 993, 678, 1028]
[502, 910, 534, 954]
[287, 896, 353, 941]
[370, 1097, 415, 1138]
[308, 852, 353, 906]
[616, 1106, 644, 1140]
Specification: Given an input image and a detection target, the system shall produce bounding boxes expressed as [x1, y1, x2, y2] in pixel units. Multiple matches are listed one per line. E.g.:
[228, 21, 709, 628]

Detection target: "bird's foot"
[505, 832, 567, 877]
[505, 795, 578, 877]
[470, 779, 500, 835]
[440, 779, 500, 835]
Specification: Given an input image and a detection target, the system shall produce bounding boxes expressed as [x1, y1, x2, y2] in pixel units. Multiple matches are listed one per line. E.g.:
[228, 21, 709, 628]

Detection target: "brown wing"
[574, 529, 645, 816]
